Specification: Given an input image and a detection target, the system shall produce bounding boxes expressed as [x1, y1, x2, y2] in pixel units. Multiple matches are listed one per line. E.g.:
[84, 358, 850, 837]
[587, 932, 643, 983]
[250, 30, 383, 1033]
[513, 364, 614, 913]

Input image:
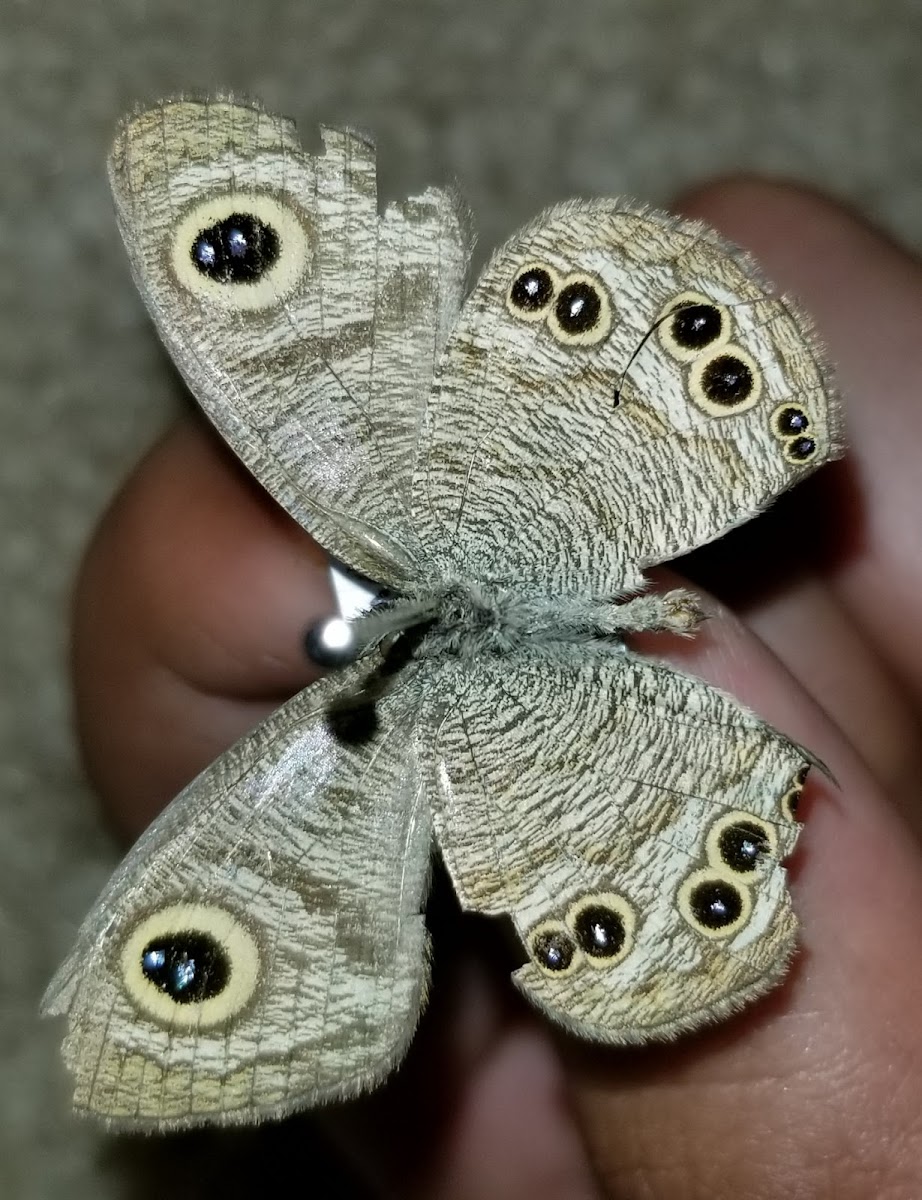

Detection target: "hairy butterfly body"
[43, 96, 840, 1128]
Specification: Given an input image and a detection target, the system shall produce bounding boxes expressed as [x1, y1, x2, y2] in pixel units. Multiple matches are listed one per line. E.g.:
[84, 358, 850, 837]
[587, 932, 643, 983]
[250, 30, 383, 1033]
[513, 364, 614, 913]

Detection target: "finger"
[567, 578, 922, 1198]
[72, 413, 333, 840]
[325, 903, 603, 1200]
[677, 181, 922, 795]
[411, 1023, 599, 1200]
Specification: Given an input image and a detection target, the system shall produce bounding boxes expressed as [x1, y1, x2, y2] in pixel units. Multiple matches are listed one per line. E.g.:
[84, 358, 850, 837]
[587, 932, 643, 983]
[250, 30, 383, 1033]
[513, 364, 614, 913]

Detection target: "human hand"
[72, 181, 922, 1199]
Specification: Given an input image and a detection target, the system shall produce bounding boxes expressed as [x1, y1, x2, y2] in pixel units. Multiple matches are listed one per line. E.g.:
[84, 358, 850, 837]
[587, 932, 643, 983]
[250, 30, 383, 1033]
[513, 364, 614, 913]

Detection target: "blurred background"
[3, 0, 922, 1195]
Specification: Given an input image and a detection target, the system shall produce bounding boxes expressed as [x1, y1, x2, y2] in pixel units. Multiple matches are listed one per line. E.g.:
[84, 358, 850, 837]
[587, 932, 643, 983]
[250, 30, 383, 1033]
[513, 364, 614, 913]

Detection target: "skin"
[73, 181, 922, 1199]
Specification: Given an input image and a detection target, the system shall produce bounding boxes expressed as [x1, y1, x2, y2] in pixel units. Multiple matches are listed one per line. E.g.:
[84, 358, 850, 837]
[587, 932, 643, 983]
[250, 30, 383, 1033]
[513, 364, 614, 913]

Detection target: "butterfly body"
[43, 96, 839, 1129]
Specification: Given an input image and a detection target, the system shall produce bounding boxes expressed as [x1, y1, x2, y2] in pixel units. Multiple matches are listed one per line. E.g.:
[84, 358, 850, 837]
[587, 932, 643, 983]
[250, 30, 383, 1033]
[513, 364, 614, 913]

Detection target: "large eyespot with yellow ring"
[528, 920, 580, 976]
[546, 272, 613, 346]
[687, 343, 762, 416]
[506, 262, 560, 321]
[658, 291, 731, 362]
[170, 192, 313, 309]
[678, 871, 752, 939]
[565, 892, 635, 968]
[780, 764, 809, 822]
[119, 902, 261, 1029]
[706, 812, 777, 875]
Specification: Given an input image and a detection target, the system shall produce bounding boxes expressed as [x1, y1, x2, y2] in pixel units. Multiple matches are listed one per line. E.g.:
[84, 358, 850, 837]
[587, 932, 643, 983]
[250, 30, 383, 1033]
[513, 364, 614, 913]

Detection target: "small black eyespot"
[555, 281, 603, 334]
[191, 213, 280, 283]
[532, 928, 576, 972]
[141, 931, 230, 1003]
[700, 354, 755, 406]
[787, 435, 817, 461]
[689, 880, 744, 930]
[718, 821, 770, 874]
[775, 406, 810, 436]
[573, 904, 626, 959]
[670, 303, 723, 350]
[781, 767, 809, 821]
[510, 266, 555, 312]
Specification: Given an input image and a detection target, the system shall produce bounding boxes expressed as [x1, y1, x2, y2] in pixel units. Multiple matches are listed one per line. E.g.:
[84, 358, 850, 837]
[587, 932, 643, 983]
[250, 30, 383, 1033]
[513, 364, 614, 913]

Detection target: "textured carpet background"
[4, 1, 922, 1196]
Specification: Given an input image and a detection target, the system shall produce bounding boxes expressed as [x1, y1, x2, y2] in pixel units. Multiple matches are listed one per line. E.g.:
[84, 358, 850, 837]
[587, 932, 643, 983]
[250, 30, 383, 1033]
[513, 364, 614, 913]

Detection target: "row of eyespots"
[657, 291, 763, 417]
[679, 772, 807, 939]
[528, 891, 635, 977]
[772, 403, 818, 464]
[506, 262, 613, 346]
[678, 809, 776, 938]
[530, 775, 809, 963]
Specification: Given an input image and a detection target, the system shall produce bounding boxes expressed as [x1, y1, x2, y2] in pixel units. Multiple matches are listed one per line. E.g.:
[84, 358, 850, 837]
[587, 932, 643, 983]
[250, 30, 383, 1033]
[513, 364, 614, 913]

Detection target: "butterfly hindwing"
[411, 199, 839, 593]
[421, 646, 807, 1042]
[42, 663, 431, 1129]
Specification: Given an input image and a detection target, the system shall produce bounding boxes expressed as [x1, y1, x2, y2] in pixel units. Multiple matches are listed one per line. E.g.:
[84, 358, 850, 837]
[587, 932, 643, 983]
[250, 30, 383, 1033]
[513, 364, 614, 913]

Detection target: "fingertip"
[72, 415, 334, 839]
[81, 415, 332, 696]
[676, 175, 869, 268]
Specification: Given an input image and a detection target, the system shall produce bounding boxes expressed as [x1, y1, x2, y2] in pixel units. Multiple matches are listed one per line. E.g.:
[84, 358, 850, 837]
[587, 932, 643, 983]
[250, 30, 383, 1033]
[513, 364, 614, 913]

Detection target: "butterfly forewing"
[109, 98, 472, 585]
[42, 663, 431, 1129]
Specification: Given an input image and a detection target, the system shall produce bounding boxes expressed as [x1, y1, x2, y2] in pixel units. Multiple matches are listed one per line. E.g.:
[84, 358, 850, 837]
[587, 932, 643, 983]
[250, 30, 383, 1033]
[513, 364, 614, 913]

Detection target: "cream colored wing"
[422, 647, 808, 1042]
[411, 199, 840, 595]
[42, 663, 431, 1129]
[110, 97, 472, 585]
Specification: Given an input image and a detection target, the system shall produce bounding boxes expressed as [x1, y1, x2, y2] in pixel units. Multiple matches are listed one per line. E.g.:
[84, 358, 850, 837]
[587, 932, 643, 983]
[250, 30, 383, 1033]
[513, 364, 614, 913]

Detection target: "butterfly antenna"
[305, 598, 439, 669]
[613, 312, 673, 406]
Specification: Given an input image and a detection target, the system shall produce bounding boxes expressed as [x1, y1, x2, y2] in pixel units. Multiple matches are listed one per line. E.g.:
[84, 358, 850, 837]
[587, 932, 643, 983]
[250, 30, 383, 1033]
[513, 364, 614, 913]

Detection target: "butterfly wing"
[110, 97, 472, 585]
[42, 664, 431, 1128]
[411, 199, 839, 594]
[421, 647, 807, 1041]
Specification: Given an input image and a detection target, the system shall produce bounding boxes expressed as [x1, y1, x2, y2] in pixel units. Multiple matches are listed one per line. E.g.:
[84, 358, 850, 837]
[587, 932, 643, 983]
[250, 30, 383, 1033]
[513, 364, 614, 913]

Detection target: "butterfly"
[42, 96, 841, 1130]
